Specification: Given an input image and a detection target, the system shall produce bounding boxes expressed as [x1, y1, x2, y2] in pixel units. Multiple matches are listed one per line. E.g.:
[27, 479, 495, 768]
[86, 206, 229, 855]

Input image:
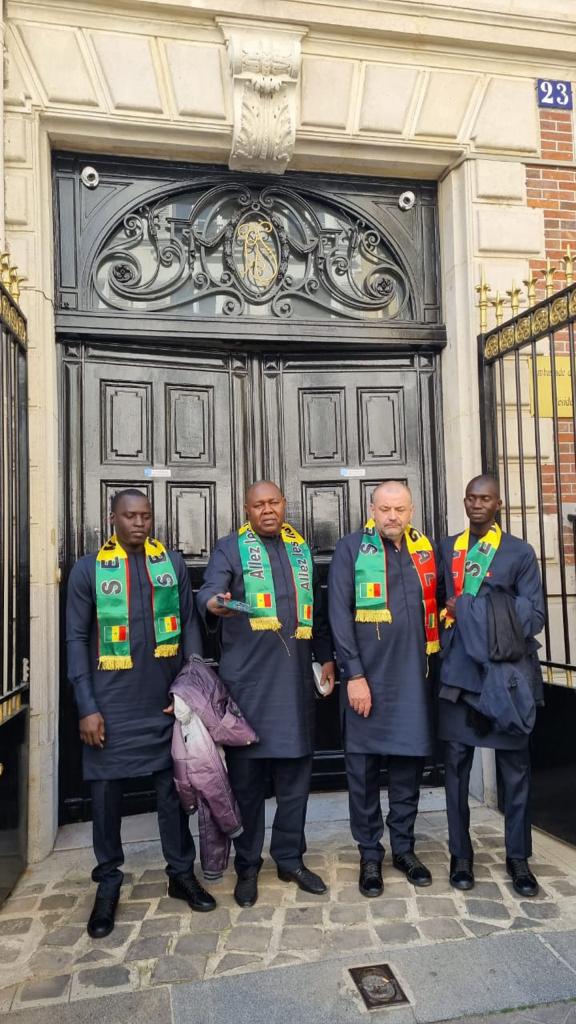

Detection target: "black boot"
[87, 886, 120, 939]
[449, 855, 475, 891]
[168, 873, 216, 911]
[506, 858, 539, 897]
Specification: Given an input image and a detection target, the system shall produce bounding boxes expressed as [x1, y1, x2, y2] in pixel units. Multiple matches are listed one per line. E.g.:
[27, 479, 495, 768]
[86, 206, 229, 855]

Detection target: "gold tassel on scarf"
[355, 608, 393, 624]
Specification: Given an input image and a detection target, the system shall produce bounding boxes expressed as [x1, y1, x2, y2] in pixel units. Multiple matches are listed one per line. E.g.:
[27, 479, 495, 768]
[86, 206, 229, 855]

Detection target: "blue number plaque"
[537, 79, 573, 110]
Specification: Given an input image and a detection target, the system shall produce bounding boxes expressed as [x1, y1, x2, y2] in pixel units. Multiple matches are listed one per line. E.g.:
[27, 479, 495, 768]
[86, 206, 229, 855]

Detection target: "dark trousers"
[91, 768, 196, 894]
[444, 741, 532, 860]
[226, 753, 312, 876]
[346, 753, 425, 862]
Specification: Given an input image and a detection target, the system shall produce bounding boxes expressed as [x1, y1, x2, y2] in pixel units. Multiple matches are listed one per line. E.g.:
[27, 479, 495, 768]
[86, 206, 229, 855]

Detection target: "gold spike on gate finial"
[506, 280, 522, 317]
[490, 291, 504, 326]
[0, 252, 11, 287]
[8, 267, 24, 302]
[522, 270, 540, 304]
[562, 244, 573, 287]
[475, 266, 491, 332]
[544, 257, 557, 298]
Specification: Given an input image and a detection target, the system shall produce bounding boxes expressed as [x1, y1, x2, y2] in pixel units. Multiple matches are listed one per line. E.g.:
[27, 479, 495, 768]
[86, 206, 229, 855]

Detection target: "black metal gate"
[0, 258, 30, 904]
[479, 263, 576, 845]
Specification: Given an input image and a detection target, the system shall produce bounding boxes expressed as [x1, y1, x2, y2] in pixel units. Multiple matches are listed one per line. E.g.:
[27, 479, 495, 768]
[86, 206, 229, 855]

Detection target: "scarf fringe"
[249, 617, 281, 632]
[98, 655, 133, 670]
[440, 608, 455, 629]
[154, 643, 179, 658]
[355, 609, 393, 623]
[426, 640, 440, 655]
[294, 625, 312, 640]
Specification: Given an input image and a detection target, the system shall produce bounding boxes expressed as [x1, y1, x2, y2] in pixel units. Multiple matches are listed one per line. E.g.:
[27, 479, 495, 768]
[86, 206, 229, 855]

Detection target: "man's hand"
[445, 596, 458, 619]
[162, 704, 174, 715]
[79, 712, 105, 748]
[319, 660, 336, 697]
[347, 676, 372, 717]
[206, 592, 238, 617]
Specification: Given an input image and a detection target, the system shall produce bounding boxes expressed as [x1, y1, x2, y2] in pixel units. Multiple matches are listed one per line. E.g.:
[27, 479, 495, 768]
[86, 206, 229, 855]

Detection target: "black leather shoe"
[449, 855, 475, 891]
[277, 864, 327, 894]
[168, 873, 216, 912]
[359, 860, 383, 898]
[87, 888, 120, 939]
[234, 875, 258, 908]
[392, 852, 432, 887]
[506, 857, 539, 897]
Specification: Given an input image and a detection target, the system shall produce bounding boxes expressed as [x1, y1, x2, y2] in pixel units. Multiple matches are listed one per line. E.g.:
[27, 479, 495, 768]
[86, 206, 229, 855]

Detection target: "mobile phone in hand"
[313, 661, 331, 696]
[215, 595, 253, 614]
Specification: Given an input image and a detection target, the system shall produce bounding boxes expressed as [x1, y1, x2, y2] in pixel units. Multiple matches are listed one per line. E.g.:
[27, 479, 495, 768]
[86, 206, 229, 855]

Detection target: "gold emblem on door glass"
[236, 220, 279, 291]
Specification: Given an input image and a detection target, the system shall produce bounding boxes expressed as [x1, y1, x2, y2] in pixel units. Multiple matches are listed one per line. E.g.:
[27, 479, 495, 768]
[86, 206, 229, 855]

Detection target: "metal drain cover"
[349, 963, 409, 1011]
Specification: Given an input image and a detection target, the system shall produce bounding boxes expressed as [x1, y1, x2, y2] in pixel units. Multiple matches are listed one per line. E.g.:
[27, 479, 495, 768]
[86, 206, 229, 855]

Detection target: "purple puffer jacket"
[170, 656, 259, 880]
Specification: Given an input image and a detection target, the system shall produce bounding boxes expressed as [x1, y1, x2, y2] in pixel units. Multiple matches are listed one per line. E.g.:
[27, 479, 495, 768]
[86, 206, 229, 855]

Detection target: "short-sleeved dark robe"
[437, 531, 545, 750]
[195, 532, 333, 759]
[328, 530, 435, 757]
[66, 550, 202, 781]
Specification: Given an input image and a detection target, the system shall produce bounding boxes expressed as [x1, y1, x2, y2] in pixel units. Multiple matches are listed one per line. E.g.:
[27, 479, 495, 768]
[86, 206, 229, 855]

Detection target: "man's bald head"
[244, 480, 286, 537]
[370, 480, 414, 545]
[464, 474, 502, 534]
[370, 480, 412, 505]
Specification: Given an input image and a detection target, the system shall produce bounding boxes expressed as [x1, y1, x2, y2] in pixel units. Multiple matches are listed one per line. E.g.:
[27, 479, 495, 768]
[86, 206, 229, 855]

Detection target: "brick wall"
[526, 105, 576, 566]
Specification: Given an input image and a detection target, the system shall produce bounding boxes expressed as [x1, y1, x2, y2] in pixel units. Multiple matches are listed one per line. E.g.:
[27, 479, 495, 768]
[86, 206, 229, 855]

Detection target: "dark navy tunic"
[66, 551, 202, 781]
[437, 531, 545, 750]
[196, 533, 333, 759]
[328, 530, 435, 757]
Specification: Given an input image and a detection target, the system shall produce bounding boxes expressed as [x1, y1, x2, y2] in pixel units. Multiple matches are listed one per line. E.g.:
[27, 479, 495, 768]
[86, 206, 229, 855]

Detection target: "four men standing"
[67, 475, 544, 935]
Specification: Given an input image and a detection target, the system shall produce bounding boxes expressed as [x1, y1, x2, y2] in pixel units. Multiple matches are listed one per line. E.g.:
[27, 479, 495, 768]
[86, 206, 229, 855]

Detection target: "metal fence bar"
[529, 337, 552, 664]
[498, 357, 512, 532]
[513, 348, 528, 541]
[548, 332, 571, 666]
[0, 272, 29, 710]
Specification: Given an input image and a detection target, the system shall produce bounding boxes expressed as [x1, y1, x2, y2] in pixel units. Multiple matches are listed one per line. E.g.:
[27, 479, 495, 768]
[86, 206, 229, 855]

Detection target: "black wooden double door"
[60, 342, 440, 822]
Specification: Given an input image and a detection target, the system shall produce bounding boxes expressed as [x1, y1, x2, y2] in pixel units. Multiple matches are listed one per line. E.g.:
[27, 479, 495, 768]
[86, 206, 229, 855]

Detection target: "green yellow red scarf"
[354, 519, 440, 655]
[442, 522, 502, 628]
[238, 522, 313, 638]
[96, 535, 181, 669]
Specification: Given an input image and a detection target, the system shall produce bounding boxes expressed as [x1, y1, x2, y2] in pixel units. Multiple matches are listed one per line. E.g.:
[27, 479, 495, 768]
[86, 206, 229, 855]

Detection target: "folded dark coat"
[440, 588, 542, 737]
[170, 657, 259, 880]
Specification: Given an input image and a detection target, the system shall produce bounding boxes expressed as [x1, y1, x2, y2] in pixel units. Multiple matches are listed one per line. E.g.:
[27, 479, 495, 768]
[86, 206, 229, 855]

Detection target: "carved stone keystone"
[218, 21, 307, 175]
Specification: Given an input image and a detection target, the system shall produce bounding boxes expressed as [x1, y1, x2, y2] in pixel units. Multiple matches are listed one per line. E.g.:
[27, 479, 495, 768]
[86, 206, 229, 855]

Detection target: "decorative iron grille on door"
[478, 252, 576, 846]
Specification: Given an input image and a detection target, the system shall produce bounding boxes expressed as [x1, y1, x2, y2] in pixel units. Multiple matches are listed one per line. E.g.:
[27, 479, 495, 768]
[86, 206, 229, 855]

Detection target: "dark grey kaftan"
[66, 550, 202, 781]
[195, 533, 333, 759]
[328, 530, 435, 757]
[437, 531, 545, 750]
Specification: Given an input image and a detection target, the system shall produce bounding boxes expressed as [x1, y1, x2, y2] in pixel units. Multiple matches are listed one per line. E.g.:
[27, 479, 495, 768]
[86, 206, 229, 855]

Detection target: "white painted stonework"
[2, 0, 574, 860]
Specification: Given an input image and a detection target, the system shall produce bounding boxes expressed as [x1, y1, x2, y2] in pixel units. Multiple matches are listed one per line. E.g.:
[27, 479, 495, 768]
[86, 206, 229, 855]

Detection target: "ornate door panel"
[63, 346, 250, 587]
[263, 354, 428, 571]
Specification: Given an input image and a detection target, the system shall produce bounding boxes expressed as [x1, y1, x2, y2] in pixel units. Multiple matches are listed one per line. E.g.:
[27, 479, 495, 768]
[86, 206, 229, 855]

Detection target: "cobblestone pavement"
[1, 799, 576, 1016]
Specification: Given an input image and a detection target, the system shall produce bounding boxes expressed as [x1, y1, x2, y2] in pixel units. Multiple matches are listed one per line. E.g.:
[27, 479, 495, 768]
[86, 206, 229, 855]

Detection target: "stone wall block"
[4, 35, 36, 109]
[17, 24, 99, 107]
[165, 41, 227, 120]
[476, 206, 544, 255]
[301, 56, 354, 129]
[414, 71, 478, 139]
[5, 173, 30, 226]
[475, 160, 526, 202]
[472, 78, 539, 153]
[91, 32, 163, 113]
[4, 114, 31, 164]
[358, 64, 418, 134]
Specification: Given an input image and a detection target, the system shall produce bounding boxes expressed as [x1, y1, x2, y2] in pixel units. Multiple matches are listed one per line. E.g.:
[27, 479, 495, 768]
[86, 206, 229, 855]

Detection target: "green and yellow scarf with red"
[354, 520, 440, 655]
[442, 522, 502, 628]
[96, 535, 181, 669]
[238, 522, 313, 638]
